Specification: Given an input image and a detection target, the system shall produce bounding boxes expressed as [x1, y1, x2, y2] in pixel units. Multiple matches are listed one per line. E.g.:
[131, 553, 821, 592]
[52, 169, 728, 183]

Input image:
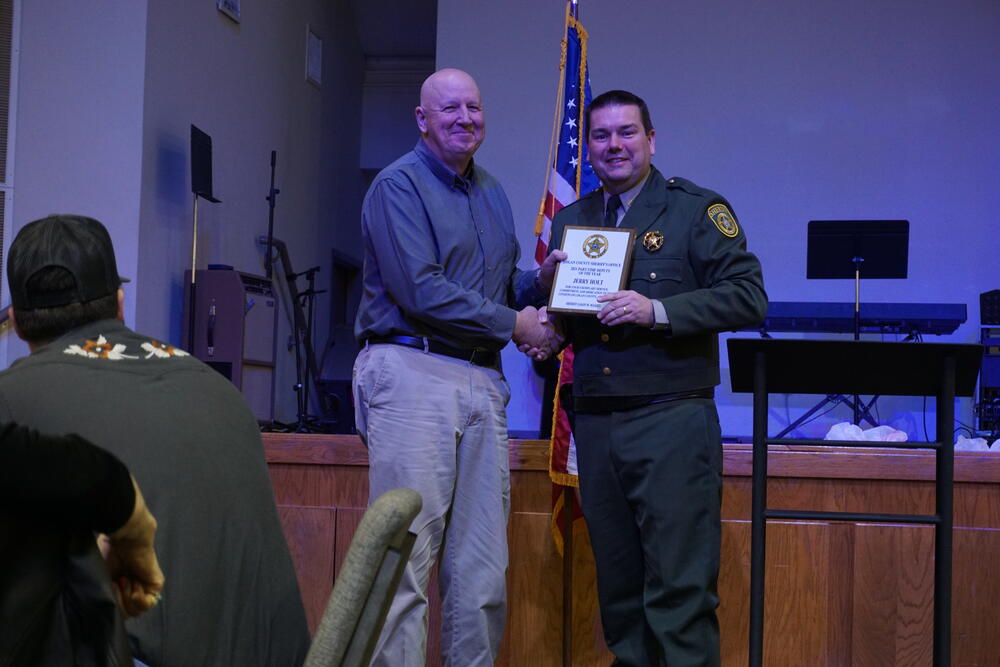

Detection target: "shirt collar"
[603, 170, 652, 213]
[415, 139, 476, 190]
[29, 318, 127, 355]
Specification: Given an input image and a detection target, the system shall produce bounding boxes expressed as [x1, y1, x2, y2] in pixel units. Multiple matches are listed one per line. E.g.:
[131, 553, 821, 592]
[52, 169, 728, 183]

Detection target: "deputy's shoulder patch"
[707, 203, 739, 238]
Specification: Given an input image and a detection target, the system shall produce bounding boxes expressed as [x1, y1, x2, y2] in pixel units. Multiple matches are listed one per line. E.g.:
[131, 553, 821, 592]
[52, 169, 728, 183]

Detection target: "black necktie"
[604, 194, 622, 227]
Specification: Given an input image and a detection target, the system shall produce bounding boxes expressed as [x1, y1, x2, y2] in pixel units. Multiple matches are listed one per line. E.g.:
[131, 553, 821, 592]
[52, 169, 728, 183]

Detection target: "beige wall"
[139, 0, 367, 424]
[6, 0, 365, 422]
[137, 0, 364, 422]
[438, 0, 1000, 437]
[7, 0, 148, 366]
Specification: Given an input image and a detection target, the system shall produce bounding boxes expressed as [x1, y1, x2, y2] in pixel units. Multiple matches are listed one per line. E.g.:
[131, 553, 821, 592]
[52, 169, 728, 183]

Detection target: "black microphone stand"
[289, 266, 324, 432]
[264, 151, 280, 281]
[258, 235, 332, 432]
[852, 254, 864, 425]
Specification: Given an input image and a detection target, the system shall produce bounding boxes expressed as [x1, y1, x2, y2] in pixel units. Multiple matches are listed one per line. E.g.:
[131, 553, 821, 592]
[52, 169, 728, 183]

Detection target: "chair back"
[303, 487, 421, 667]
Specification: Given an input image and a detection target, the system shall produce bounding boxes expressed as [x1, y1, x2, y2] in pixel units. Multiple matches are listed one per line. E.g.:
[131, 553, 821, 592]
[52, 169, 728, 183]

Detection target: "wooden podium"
[728, 338, 983, 667]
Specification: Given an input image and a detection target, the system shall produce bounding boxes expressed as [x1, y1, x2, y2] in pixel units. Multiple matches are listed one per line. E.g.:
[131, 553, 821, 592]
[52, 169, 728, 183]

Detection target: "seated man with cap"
[0, 214, 309, 666]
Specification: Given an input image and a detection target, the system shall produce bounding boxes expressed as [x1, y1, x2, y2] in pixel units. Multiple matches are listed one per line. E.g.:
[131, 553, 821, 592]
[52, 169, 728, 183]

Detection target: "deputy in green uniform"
[547, 90, 767, 666]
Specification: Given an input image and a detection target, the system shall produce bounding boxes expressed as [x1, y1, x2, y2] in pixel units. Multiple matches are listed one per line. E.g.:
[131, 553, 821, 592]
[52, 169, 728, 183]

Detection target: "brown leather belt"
[365, 335, 498, 368]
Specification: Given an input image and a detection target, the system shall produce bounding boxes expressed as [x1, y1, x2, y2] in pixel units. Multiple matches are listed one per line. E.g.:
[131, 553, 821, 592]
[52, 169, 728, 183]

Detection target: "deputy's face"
[587, 104, 655, 195]
[416, 69, 485, 173]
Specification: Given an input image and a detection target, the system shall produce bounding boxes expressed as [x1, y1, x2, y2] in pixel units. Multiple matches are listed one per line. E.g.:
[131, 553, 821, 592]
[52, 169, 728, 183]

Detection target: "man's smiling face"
[587, 103, 656, 195]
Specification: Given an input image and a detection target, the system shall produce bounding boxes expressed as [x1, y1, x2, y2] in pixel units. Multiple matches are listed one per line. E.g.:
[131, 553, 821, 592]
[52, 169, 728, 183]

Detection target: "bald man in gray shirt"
[353, 68, 562, 666]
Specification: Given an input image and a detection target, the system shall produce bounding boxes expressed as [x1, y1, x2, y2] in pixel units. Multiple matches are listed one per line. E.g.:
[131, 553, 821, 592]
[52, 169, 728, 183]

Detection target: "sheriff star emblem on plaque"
[642, 231, 664, 252]
[583, 233, 610, 258]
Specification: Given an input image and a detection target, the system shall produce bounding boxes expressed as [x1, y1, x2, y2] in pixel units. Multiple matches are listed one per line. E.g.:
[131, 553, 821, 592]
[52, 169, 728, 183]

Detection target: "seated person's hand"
[99, 477, 164, 617]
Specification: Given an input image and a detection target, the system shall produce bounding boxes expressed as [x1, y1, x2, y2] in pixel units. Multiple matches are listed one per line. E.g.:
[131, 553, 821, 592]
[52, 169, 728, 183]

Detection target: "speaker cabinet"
[315, 378, 355, 434]
[978, 326, 1000, 434]
[183, 268, 278, 423]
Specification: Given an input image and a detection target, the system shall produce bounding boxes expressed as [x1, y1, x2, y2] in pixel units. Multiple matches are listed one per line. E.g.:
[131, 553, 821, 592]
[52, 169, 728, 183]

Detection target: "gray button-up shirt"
[355, 140, 543, 351]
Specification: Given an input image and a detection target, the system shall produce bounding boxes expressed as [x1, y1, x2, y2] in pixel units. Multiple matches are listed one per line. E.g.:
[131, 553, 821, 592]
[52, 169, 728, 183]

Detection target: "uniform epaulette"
[664, 176, 703, 195]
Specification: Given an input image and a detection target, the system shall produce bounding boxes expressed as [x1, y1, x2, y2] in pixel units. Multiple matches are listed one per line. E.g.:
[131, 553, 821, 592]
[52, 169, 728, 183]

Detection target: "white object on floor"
[823, 422, 908, 442]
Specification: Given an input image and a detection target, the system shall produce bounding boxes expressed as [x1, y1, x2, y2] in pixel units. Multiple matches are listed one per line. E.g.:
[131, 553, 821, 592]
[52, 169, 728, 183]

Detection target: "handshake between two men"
[511, 249, 657, 361]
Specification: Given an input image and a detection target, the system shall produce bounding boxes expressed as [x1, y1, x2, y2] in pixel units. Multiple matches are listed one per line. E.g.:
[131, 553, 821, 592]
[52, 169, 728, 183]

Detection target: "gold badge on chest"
[642, 230, 664, 252]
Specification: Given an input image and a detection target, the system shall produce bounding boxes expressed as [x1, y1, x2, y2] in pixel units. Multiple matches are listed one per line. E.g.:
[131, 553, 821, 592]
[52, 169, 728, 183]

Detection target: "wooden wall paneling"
[497, 511, 563, 666]
[722, 477, 752, 519]
[569, 524, 614, 666]
[851, 524, 934, 665]
[722, 446, 1000, 485]
[333, 507, 364, 577]
[509, 469, 553, 514]
[847, 479, 934, 518]
[951, 527, 1000, 664]
[824, 522, 856, 666]
[509, 439, 552, 471]
[263, 433, 370, 465]
[720, 521, 855, 665]
[278, 505, 337, 633]
[265, 437, 1000, 665]
[762, 478, 934, 518]
[719, 520, 751, 664]
[760, 522, 853, 665]
[953, 483, 1000, 528]
[268, 463, 369, 508]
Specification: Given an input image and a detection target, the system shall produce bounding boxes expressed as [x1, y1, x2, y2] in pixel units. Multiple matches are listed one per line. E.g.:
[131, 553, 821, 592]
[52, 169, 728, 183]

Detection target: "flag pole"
[562, 7, 582, 664]
[534, 1, 572, 237]
[570, 11, 589, 195]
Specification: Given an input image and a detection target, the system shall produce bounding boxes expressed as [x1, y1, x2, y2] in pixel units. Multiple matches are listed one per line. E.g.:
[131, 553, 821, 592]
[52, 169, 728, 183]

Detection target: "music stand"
[187, 125, 221, 352]
[794, 220, 910, 427]
[807, 220, 909, 339]
[728, 337, 983, 667]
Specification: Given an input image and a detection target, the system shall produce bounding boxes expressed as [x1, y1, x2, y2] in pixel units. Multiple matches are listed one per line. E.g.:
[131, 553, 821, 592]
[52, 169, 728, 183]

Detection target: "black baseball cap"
[7, 214, 128, 310]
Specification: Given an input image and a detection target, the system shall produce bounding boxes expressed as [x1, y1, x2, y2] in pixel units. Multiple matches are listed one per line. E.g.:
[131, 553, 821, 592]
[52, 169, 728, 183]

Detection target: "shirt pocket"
[630, 257, 686, 298]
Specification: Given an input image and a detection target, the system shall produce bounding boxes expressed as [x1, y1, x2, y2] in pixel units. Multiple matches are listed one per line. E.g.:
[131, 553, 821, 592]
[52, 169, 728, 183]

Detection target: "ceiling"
[350, 0, 437, 59]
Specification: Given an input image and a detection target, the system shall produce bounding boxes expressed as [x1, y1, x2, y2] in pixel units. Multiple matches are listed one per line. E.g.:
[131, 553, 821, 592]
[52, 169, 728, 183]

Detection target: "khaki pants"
[353, 343, 511, 667]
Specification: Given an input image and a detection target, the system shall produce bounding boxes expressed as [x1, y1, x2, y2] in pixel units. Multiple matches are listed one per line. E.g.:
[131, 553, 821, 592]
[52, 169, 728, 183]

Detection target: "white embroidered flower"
[141, 340, 190, 359]
[63, 335, 137, 360]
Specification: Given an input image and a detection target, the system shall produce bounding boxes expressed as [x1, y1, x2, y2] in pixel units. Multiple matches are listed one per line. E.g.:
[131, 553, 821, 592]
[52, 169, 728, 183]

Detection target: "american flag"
[533, 0, 599, 554]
